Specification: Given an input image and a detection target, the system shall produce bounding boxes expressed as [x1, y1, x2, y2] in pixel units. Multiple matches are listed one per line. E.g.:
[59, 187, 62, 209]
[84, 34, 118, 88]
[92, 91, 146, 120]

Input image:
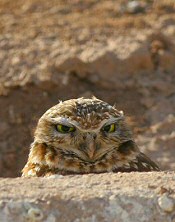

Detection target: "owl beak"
[84, 133, 97, 160]
[87, 140, 96, 159]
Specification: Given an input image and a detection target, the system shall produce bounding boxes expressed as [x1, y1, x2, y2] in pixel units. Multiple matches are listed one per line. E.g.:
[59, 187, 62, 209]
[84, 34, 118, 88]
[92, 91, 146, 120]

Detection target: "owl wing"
[113, 140, 160, 172]
[133, 152, 160, 172]
[113, 153, 160, 173]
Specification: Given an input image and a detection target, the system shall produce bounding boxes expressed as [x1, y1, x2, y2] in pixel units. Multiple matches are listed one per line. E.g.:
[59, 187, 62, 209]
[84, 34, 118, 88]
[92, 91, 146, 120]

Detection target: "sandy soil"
[0, 0, 175, 177]
[0, 172, 175, 222]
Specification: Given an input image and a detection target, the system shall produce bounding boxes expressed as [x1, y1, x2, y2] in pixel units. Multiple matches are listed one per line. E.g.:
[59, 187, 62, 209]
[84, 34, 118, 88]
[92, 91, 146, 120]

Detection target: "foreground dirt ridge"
[0, 172, 175, 222]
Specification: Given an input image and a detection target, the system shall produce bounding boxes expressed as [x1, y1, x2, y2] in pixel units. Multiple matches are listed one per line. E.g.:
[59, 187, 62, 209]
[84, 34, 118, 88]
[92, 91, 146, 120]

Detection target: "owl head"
[23, 97, 159, 176]
[32, 97, 134, 163]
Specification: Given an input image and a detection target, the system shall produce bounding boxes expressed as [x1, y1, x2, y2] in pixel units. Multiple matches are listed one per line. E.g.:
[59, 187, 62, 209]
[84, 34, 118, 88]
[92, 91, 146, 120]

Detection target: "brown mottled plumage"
[22, 97, 160, 177]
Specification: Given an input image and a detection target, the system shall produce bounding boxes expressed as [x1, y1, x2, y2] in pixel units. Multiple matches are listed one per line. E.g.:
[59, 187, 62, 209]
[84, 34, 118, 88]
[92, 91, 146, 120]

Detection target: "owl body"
[22, 98, 159, 177]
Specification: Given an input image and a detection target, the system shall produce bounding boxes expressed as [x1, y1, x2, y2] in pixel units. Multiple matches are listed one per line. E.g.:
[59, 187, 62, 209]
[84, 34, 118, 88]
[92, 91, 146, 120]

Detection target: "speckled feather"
[22, 97, 160, 177]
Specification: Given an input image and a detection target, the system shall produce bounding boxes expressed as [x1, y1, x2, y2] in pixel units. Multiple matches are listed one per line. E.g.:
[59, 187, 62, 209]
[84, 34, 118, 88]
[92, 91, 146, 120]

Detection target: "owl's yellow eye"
[56, 124, 75, 133]
[103, 123, 116, 133]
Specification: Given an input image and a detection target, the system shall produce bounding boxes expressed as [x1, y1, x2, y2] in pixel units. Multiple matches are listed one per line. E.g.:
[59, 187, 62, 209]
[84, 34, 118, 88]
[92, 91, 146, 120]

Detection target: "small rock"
[27, 207, 44, 221]
[158, 186, 174, 195]
[11, 56, 20, 65]
[47, 174, 64, 179]
[122, 1, 147, 14]
[158, 194, 175, 213]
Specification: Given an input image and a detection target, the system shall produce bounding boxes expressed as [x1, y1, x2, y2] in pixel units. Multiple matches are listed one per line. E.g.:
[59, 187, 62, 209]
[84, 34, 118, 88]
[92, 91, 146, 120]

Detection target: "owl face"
[34, 98, 133, 163]
[22, 97, 160, 177]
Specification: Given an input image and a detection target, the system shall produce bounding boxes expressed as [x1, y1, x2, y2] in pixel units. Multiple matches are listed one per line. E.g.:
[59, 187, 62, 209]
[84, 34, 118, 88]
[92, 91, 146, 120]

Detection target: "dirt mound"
[0, 172, 175, 222]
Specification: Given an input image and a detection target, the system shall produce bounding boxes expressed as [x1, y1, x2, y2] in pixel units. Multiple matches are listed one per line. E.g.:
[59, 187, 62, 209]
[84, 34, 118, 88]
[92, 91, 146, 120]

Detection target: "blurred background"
[0, 0, 175, 177]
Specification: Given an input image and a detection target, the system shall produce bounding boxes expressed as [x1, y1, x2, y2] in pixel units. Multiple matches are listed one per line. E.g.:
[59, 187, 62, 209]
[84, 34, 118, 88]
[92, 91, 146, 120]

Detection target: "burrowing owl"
[22, 97, 159, 177]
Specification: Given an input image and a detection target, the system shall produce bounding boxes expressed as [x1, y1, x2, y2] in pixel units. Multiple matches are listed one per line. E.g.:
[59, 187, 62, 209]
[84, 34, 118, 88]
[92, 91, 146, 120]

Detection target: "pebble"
[27, 207, 44, 221]
[46, 174, 64, 179]
[126, 1, 146, 14]
[158, 194, 175, 213]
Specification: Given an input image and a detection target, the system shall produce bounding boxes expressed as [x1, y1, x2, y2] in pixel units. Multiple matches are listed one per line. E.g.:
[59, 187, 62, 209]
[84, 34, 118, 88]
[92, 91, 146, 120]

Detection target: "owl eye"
[103, 123, 116, 133]
[56, 124, 75, 133]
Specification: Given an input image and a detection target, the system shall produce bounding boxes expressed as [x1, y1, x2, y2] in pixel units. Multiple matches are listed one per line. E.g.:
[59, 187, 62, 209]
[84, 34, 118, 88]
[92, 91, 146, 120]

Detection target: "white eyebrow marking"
[103, 116, 124, 125]
[48, 115, 124, 133]
[48, 117, 79, 127]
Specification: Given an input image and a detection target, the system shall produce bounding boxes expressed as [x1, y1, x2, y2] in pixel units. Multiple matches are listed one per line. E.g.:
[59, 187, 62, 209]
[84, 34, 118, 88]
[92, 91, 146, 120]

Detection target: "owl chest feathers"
[24, 140, 144, 176]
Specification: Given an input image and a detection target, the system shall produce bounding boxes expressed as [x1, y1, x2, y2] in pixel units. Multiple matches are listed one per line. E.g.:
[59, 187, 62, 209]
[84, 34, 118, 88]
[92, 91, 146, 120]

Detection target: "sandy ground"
[0, 172, 175, 222]
[0, 0, 175, 177]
